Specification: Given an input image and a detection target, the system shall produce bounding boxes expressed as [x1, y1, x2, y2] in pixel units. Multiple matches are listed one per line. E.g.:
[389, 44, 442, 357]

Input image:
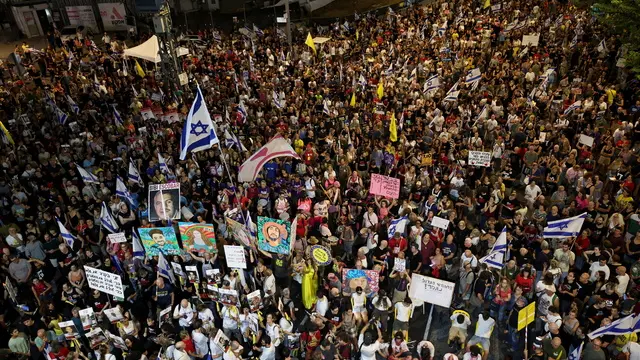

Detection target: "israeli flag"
[588, 314, 640, 339]
[273, 90, 283, 109]
[480, 227, 507, 269]
[115, 176, 134, 206]
[437, 20, 448, 37]
[444, 81, 460, 102]
[423, 75, 441, 93]
[359, 74, 367, 87]
[387, 216, 409, 239]
[249, 56, 255, 71]
[568, 342, 584, 360]
[237, 102, 248, 123]
[54, 105, 69, 125]
[563, 100, 582, 116]
[543, 213, 587, 238]
[157, 252, 176, 284]
[253, 24, 264, 37]
[398, 112, 404, 131]
[56, 217, 76, 248]
[570, 34, 578, 49]
[76, 165, 99, 184]
[158, 153, 170, 174]
[408, 68, 417, 81]
[68, 51, 74, 70]
[245, 209, 257, 238]
[179, 84, 219, 160]
[224, 128, 247, 152]
[385, 63, 394, 76]
[465, 68, 482, 90]
[100, 202, 120, 233]
[323, 100, 330, 115]
[132, 85, 139, 97]
[128, 160, 141, 184]
[67, 96, 79, 114]
[133, 230, 145, 259]
[597, 39, 607, 53]
[342, 20, 350, 32]
[113, 106, 123, 127]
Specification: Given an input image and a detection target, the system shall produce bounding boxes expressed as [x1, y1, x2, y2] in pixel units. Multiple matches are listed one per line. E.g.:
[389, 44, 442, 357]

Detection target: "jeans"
[508, 325, 520, 350]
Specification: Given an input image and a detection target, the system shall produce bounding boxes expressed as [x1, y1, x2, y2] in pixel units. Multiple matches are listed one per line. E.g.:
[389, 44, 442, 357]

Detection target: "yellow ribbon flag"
[356, 30, 359, 41]
[350, 93, 356, 106]
[0, 120, 14, 145]
[305, 33, 316, 54]
[483, 0, 490, 9]
[135, 60, 145, 77]
[377, 81, 384, 99]
[389, 112, 397, 142]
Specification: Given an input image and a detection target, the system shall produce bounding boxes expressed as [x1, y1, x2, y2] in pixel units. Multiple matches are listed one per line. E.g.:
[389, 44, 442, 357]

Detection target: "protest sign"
[104, 308, 124, 323]
[79, 308, 96, 330]
[393, 258, 406, 272]
[185, 265, 199, 283]
[408, 273, 455, 307]
[179, 222, 217, 254]
[107, 232, 126, 244]
[224, 245, 247, 269]
[247, 290, 262, 312]
[522, 34, 540, 47]
[257, 216, 292, 255]
[579, 134, 594, 147]
[468, 151, 492, 167]
[138, 227, 181, 256]
[84, 265, 124, 298]
[310, 245, 332, 266]
[148, 183, 181, 221]
[342, 269, 380, 295]
[86, 328, 107, 348]
[59, 321, 80, 340]
[369, 173, 401, 199]
[431, 216, 450, 230]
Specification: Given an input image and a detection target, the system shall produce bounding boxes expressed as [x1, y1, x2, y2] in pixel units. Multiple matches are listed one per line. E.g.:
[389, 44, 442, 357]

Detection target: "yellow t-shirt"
[606, 88, 616, 105]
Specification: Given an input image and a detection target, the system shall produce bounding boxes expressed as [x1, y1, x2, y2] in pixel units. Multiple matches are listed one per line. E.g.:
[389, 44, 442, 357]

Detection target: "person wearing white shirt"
[254, 335, 276, 360]
[524, 181, 542, 208]
[263, 269, 276, 296]
[363, 207, 379, 229]
[192, 323, 209, 357]
[221, 305, 242, 340]
[416, 340, 435, 360]
[209, 336, 225, 360]
[358, 322, 383, 360]
[622, 341, 640, 360]
[316, 293, 329, 317]
[173, 299, 196, 329]
[304, 177, 316, 199]
[197, 304, 215, 333]
[589, 257, 611, 282]
[467, 312, 495, 358]
[615, 266, 630, 296]
[264, 314, 281, 347]
[393, 298, 413, 340]
[459, 249, 478, 270]
[172, 342, 191, 360]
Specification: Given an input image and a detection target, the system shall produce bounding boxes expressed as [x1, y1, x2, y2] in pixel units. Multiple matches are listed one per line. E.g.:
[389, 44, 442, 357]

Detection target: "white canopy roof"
[123, 35, 161, 63]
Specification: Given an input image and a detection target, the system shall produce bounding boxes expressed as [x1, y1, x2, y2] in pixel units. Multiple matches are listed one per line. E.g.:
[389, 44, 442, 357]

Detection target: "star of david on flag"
[180, 84, 219, 160]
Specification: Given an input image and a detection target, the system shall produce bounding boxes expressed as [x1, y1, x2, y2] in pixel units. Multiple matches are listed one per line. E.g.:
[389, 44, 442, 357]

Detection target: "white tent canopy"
[123, 35, 161, 63]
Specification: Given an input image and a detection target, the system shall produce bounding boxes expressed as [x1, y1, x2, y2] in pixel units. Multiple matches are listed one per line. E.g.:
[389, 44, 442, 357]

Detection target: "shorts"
[353, 306, 366, 314]
[448, 327, 468, 343]
[393, 320, 409, 331]
[468, 335, 490, 353]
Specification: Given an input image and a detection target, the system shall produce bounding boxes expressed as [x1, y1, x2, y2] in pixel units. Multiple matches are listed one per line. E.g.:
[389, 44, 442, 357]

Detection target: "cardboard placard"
[84, 265, 124, 298]
[369, 173, 401, 199]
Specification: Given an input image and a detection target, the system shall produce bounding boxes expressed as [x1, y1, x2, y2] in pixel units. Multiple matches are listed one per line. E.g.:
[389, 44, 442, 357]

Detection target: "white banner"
[66, 6, 99, 33]
[98, 3, 128, 31]
[84, 265, 124, 298]
[224, 245, 247, 269]
[408, 273, 455, 308]
[430, 216, 450, 230]
[107, 232, 126, 244]
[468, 151, 492, 167]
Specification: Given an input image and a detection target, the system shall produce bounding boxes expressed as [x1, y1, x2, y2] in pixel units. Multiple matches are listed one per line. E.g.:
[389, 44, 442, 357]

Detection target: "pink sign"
[369, 173, 400, 199]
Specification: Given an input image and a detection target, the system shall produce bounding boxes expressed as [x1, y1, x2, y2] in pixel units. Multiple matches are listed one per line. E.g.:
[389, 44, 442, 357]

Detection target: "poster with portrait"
[205, 269, 222, 284]
[225, 217, 256, 249]
[104, 308, 124, 323]
[137, 227, 181, 256]
[212, 329, 230, 351]
[256, 216, 291, 255]
[206, 284, 220, 302]
[148, 183, 181, 222]
[158, 306, 172, 326]
[247, 290, 262, 312]
[86, 328, 107, 348]
[341, 269, 380, 296]
[218, 288, 240, 306]
[185, 265, 199, 283]
[109, 333, 128, 350]
[79, 308, 97, 330]
[179, 222, 217, 254]
[59, 320, 80, 340]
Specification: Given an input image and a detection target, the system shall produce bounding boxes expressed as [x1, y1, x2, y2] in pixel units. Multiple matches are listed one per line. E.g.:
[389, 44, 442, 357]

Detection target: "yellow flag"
[389, 113, 397, 142]
[483, 0, 490, 9]
[305, 33, 316, 54]
[377, 81, 384, 99]
[135, 60, 145, 77]
[0, 121, 14, 145]
[350, 93, 356, 106]
[356, 30, 359, 41]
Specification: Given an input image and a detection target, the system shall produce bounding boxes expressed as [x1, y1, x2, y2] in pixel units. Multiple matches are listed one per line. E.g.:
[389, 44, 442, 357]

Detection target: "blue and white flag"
[438, 20, 448, 37]
[56, 217, 76, 248]
[385, 63, 394, 76]
[387, 216, 409, 239]
[444, 81, 460, 102]
[133, 230, 145, 259]
[100, 202, 120, 233]
[570, 34, 578, 49]
[568, 342, 584, 360]
[408, 68, 417, 81]
[543, 212, 587, 238]
[597, 39, 607, 53]
[237, 102, 248, 123]
[323, 100, 330, 115]
[273, 90, 283, 109]
[563, 100, 582, 116]
[128, 160, 141, 184]
[245, 209, 257, 238]
[131, 85, 138, 97]
[53, 103, 68, 125]
[157, 252, 176, 284]
[398, 112, 404, 131]
[465, 68, 482, 90]
[249, 56, 255, 71]
[113, 106, 123, 127]
[76, 165, 99, 184]
[342, 21, 350, 32]
[67, 95, 79, 114]
[359, 74, 367, 87]
[253, 24, 264, 37]
[480, 227, 507, 269]
[158, 153, 170, 174]
[68, 51, 74, 70]
[588, 314, 640, 339]
[423, 75, 441, 93]
[179, 84, 219, 160]
[224, 128, 247, 152]
[115, 176, 134, 206]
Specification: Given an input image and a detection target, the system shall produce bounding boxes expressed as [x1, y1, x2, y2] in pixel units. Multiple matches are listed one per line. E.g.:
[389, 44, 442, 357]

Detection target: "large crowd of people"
[1, 0, 640, 359]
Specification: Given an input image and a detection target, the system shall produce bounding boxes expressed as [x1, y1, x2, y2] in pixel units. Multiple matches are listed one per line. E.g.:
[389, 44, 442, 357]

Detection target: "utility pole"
[284, 0, 292, 53]
[153, 4, 182, 95]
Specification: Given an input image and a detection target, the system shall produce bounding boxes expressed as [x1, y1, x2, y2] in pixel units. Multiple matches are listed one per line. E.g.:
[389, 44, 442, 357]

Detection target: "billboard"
[66, 6, 98, 33]
[98, 3, 128, 31]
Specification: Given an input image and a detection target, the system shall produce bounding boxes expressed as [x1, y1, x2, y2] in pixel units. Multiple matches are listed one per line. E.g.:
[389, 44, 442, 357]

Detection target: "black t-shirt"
[598, 290, 619, 309]
[558, 280, 579, 302]
[372, 246, 389, 263]
[33, 262, 56, 283]
[577, 281, 595, 300]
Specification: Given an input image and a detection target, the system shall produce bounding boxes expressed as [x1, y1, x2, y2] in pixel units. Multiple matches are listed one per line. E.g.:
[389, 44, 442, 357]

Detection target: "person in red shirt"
[389, 232, 408, 257]
[573, 230, 591, 258]
[180, 331, 197, 357]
